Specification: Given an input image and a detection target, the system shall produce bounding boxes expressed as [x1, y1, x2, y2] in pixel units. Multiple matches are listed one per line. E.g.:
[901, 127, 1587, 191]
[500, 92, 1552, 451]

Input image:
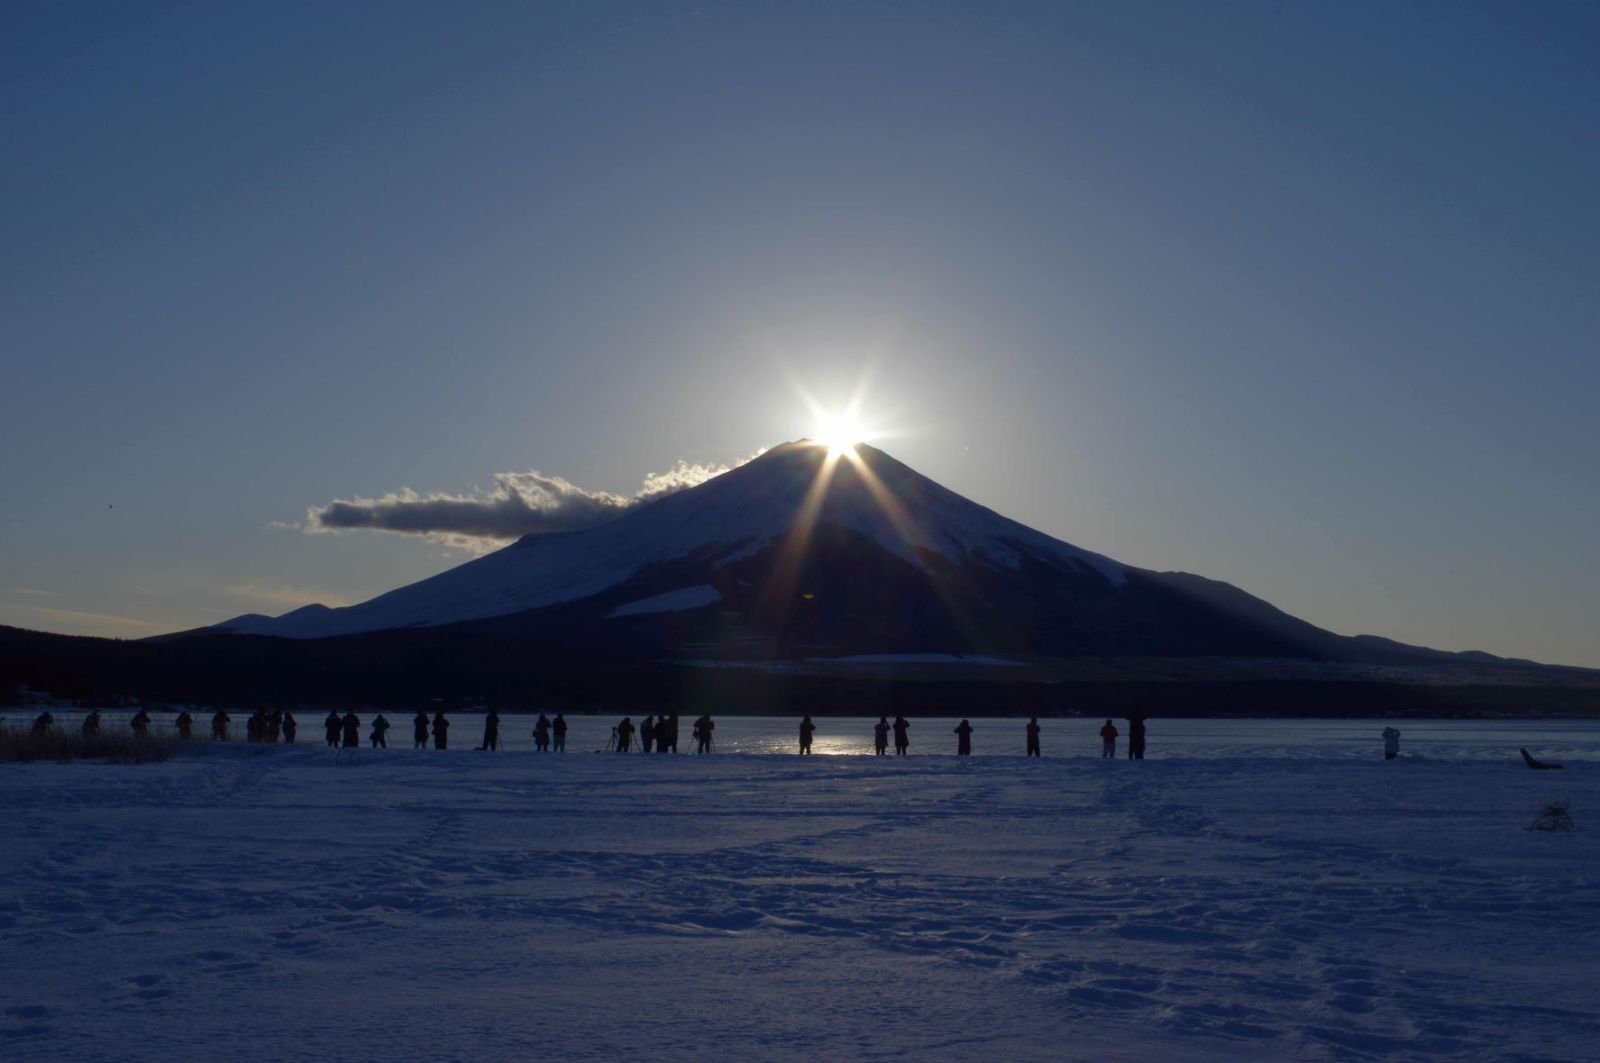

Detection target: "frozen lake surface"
[2, 735, 1597, 1060]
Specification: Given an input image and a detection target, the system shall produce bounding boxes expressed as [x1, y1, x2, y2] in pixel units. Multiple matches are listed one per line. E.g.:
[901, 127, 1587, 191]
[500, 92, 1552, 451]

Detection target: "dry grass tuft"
[0, 728, 183, 764]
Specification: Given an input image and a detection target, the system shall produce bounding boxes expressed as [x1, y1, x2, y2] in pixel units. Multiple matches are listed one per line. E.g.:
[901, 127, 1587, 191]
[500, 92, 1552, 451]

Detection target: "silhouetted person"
[954, 718, 973, 756]
[1521, 747, 1564, 770]
[267, 709, 283, 743]
[482, 710, 500, 751]
[31, 711, 54, 736]
[533, 714, 551, 751]
[413, 711, 429, 749]
[1382, 726, 1400, 761]
[371, 714, 390, 748]
[616, 716, 635, 753]
[1128, 715, 1146, 760]
[341, 710, 360, 749]
[432, 711, 449, 750]
[638, 715, 655, 754]
[212, 709, 230, 740]
[552, 713, 567, 752]
[1100, 719, 1118, 758]
[282, 711, 297, 744]
[660, 712, 678, 753]
[874, 716, 889, 756]
[174, 711, 193, 740]
[1026, 717, 1041, 757]
[81, 710, 103, 739]
[893, 715, 910, 755]
[324, 710, 342, 747]
[247, 709, 264, 743]
[694, 714, 714, 753]
[130, 708, 151, 738]
[799, 715, 815, 754]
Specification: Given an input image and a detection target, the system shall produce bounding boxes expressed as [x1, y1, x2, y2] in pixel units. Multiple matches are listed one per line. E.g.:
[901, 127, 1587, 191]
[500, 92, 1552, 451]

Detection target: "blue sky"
[3, 1, 1597, 664]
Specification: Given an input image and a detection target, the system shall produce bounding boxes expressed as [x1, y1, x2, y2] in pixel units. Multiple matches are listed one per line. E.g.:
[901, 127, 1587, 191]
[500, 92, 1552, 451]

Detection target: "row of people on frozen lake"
[18, 707, 1130, 756]
[11, 710, 1420, 760]
[797, 714, 1143, 757]
[607, 713, 714, 752]
[603, 713, 1145, 757]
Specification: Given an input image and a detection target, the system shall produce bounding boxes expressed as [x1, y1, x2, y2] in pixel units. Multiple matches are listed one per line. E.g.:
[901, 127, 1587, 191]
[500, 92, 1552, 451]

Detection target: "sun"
[813, 410, 865, 455]
[788, 369, 887, 456]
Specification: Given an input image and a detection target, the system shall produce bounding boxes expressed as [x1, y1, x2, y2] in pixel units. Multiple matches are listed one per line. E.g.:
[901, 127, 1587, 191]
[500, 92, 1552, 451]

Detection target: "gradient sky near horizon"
[3, 1, 1598, 665]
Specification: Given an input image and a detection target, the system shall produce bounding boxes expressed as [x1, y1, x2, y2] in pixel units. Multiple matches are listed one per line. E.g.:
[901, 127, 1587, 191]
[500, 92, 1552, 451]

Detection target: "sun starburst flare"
[813, 410, 867, 455]
[753, 372, 973, 640]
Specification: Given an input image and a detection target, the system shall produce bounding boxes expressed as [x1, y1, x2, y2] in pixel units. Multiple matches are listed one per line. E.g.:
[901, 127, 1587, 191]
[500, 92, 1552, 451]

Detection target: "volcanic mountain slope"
[183, 440, 1488, 665]
[219, 441, 1115, 636]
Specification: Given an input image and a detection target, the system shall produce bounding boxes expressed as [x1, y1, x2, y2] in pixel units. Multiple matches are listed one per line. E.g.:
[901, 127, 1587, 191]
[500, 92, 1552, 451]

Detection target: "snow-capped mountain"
[192, 439, 1495, 666]
[9, 439, 1579, 710]
[225, 440, 1130, 640]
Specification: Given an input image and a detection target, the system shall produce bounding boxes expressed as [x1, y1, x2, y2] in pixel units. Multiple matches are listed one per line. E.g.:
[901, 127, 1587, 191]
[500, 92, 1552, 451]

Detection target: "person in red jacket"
[1099, 719, 1118, 758]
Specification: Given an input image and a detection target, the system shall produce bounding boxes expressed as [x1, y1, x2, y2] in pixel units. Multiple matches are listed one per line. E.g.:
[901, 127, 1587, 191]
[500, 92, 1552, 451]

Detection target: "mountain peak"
[205, 441, 1124, 639]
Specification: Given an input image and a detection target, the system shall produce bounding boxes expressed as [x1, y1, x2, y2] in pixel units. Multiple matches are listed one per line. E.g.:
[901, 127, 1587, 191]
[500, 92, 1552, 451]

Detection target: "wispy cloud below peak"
[302, 452, 755, 552]
[21, 605, 166, 634]
[222, 582, 357, 609]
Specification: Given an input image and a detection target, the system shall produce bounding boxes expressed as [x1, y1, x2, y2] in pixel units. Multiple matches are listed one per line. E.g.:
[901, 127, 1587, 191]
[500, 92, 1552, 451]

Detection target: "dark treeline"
[5, 624, 1600, 717]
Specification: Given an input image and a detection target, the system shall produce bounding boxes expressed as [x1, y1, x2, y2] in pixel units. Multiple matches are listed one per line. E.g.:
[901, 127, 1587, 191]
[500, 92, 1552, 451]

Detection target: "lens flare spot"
[814, 411, 864, 455]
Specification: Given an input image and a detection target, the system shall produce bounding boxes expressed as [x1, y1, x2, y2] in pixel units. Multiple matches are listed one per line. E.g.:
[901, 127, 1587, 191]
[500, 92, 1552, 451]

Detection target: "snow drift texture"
[3, 729, 1597, 1061]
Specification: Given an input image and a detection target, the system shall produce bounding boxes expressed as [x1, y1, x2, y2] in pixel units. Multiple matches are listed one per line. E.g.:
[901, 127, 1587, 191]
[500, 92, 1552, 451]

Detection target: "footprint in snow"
[1, 1005, 56, 1041]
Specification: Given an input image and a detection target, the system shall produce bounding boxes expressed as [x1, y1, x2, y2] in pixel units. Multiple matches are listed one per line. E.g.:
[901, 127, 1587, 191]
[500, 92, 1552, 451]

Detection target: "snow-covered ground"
[3, 743, 1597, 1061]
[606, 584, 723, 618]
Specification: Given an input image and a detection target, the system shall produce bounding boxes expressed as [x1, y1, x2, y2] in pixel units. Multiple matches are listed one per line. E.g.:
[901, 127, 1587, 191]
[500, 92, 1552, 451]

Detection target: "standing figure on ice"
[174, 710, 193, 740]
[874, 716, 889, 756]
[1026, 717, 1041, 757]
[81, 710, 102, 739]
[1382, 726, 1400, 761]
[893, 715, 910, 755]
[341, 709, 360, 749]
[130, 708, 151, 738]
[660, 712, 678, 753]
[693, 713, 714, 753]
[533, 713, 551, 751]
[413, 710, 430, 749]
[370, 713, 390, 748]
[799, 715, 816, 754]
[640, 715, 656, 754]
[482, 709, 501, 751]
[1099, 719, 1118, 758]
[324, 710, 341, 747]
[267, 709, 283, 743]
[552, 713, 567, 752]
[31, 711, 55, 735]
[954, 718, 973, 756]
[211, 708, 230, 740]
[282, 710, 297, 744]
[615, 716, 635, 752]
[1127, 715, 1146, 760]
[432, 710, 449, 750]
